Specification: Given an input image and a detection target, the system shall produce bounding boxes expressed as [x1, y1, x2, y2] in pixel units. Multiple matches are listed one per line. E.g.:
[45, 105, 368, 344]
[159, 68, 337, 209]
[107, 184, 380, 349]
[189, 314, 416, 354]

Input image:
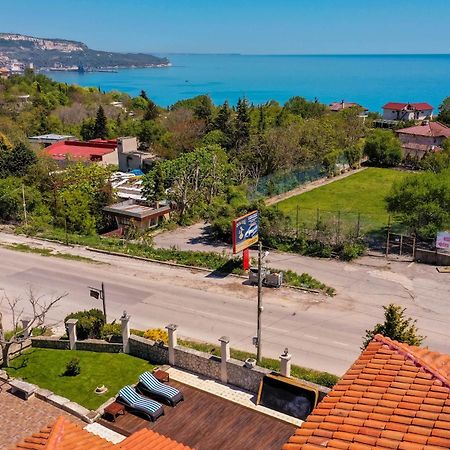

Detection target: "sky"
[2, 0, 450, 55]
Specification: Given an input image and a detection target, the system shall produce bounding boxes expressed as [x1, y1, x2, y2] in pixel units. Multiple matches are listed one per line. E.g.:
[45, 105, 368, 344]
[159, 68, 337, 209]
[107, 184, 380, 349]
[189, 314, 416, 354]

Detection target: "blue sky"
[3, 0, 450, 55]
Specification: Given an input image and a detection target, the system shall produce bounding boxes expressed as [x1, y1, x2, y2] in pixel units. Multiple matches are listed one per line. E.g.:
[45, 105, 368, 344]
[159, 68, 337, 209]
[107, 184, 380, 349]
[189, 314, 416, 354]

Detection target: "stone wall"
[31, 336, 122, 353]
[226, 358, 271, 392]
[76, 339, 122, 353]
[31, 336, 70, 350]
[128, 335, 169, 364]
[173, 346, 221, 381]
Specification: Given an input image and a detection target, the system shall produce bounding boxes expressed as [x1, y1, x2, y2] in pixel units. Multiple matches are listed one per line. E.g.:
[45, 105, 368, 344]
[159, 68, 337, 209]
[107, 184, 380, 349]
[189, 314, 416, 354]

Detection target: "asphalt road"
[1, 232, 450, 377]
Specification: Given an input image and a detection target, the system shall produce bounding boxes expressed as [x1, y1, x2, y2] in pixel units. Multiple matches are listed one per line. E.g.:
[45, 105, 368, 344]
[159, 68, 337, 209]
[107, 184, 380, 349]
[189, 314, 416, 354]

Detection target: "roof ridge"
[374, 334, 450, 388]
[45, 416, 67, 450]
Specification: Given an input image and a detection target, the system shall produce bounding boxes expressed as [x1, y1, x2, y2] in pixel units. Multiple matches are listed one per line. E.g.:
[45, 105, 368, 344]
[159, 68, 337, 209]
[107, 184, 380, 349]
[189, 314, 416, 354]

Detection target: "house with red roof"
[382, 102, 433, 122]
[283, 334, 450, 450]
[44, 136, 157, 171]
[396, 121, 450, 159]
[45, 138, 119, 166]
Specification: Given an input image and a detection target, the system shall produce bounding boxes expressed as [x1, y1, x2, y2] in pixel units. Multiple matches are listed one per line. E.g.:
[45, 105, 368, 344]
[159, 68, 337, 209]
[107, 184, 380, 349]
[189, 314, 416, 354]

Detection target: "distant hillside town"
[0, 32, 170, 73]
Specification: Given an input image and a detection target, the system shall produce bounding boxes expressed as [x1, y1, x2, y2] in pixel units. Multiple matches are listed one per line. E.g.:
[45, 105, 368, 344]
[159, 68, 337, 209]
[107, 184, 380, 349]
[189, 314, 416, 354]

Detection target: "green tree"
[193, 95, 214, 125]
[344, 145, 363, 168]
[58, 188, 96, 234]
[214, 101, 234, 149]
[142, 145, 230, 220]
[234, 98, 251, 151]
[362, 304, 425, 349]
[386, 169, 450, 238]
[437, 96, 450, 126]
[143, 100, 159, 121]
[140, 90, 149, 102]
[0, 142, 37, 178]
[364, 130, 402, 167]
[131, 96, 149, 111]
[419, 140, 450, 173]
[80, 118, 96, 141]
[284, 96, 327, 119]
[93, 105, 108, 139]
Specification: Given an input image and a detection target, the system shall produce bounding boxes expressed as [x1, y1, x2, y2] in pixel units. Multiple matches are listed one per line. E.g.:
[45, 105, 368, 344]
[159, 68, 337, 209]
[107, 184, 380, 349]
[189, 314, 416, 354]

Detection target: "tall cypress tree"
[234, 97, 251, 151]
[143, 100, 159, 121]
[140, 90, 149, 102]
[93, 105, 108, 139]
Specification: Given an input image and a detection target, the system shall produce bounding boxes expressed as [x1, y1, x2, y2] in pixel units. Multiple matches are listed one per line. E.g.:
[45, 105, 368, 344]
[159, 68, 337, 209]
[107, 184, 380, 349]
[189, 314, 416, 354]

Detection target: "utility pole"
[89, 283, 107, 322]
[256, 241, 263, 363]
[22, 184, 28, 227]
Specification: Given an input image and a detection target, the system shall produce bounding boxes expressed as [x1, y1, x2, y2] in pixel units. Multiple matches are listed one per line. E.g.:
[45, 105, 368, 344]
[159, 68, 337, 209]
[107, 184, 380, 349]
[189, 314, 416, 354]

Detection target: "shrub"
[143, 328, 168, 344]
[364, 129, 402, 167]
[101, 323, 122, 341]
[339, 242, 366, 261]
[63, 357, 81, 376]
[64, 309, 105, 340]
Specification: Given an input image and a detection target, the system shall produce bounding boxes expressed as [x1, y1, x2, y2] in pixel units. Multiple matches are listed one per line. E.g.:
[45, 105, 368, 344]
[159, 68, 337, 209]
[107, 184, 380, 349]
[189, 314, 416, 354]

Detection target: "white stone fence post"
[166, 323, 178, 365]
[65, 319, 78, 350]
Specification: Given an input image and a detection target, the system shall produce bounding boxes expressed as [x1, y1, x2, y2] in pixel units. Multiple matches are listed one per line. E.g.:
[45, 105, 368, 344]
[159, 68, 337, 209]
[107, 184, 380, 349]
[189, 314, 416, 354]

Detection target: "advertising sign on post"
[436, 231, 450, 252]
[232, 210, 259, 254]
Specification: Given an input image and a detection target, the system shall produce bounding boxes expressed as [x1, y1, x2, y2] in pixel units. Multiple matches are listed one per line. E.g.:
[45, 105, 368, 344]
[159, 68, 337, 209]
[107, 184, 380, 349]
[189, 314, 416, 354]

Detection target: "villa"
[396, 121, 450, 159]
[382, 102, 434, 122]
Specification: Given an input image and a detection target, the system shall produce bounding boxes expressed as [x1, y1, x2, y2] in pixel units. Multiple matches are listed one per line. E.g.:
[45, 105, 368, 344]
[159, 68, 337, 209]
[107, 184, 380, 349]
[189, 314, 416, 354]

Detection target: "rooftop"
[328, 101, 363, 112]
[29, 133, 76, 141]
[283, 334, 450, 449]
[383, 102, 434, 111]
[12, 416, 192, 450]
[103, 200, 171, 219]
[396, 121, 450, 138]
[45, 139, 118, 161]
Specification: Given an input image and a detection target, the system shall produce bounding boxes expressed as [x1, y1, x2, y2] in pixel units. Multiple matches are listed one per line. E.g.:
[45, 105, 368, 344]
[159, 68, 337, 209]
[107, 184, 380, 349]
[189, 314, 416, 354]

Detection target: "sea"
[47, 54, 450, 113]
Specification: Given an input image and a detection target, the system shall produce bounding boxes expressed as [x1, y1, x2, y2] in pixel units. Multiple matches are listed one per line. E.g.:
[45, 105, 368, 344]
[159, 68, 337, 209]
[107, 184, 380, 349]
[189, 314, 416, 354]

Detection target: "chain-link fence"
[250, 165, 325, 199]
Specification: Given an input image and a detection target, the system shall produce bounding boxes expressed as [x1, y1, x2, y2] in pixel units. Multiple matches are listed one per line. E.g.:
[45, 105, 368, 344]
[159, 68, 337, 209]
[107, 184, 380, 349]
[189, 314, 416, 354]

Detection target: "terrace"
[100, 378, 297, 450]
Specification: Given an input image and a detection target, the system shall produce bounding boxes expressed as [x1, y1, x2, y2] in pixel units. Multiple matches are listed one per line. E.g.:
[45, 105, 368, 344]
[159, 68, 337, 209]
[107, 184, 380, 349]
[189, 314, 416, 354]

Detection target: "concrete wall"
[76, 339, 122, 353]
[102, 148, 119, 166]
[415, 248, 450, 265]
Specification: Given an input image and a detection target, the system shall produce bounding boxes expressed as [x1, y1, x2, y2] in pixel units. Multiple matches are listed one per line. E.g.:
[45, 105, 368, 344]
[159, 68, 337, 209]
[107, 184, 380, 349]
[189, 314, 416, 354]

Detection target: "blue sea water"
[47, 54, 450, 112]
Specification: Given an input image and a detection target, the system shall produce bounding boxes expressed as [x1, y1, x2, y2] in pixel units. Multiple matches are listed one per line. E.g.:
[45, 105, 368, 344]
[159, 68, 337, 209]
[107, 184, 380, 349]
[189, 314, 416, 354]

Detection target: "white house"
[382, 102, 433, 121]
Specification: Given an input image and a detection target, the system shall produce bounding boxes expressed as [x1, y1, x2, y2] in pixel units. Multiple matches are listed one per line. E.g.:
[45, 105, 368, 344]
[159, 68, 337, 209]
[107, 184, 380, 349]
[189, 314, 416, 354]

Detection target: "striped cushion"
[118, 385, 161, 413]
[140, 371, 180, 400]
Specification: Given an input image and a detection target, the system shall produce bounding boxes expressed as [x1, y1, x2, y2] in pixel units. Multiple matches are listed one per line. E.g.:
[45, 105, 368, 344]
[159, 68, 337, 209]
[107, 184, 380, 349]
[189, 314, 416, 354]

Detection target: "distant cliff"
[0, 33, 169, 69]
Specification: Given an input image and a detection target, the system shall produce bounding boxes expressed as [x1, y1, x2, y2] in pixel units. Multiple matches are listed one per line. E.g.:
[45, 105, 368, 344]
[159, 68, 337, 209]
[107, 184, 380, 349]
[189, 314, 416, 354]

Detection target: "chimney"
[422, 119, 429, 126]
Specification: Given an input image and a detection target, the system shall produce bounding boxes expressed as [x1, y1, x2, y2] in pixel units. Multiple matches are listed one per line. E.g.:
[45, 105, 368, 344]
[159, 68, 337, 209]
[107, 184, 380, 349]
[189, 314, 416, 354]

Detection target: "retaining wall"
[415, 248, 450, 266]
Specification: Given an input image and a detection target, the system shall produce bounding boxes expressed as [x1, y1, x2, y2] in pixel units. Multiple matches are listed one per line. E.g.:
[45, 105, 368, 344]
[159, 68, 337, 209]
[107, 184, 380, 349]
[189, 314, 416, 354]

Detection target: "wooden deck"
[100, 381, 296, 450]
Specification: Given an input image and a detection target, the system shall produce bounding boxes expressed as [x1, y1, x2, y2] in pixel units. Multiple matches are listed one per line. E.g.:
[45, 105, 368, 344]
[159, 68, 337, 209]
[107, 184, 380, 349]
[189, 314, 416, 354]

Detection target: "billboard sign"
[232, 210, 259, 254]
[436, 231, 450, 252]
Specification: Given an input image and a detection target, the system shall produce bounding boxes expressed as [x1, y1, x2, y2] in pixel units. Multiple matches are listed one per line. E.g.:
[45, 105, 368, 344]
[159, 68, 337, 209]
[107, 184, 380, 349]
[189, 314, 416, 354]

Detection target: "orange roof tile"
[283, 334, 450, 450]
[118, 428, 193, 450]
[11, 416, 192, 450]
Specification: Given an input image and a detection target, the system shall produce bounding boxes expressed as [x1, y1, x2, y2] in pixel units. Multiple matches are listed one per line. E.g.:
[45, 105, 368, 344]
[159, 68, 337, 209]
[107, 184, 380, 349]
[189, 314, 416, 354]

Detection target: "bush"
[64, 309, 105, 340]
[63, 357, 81, 376]
[339, 242, 366, 261]
[143, 328, 168, 344]
[101, 323, 122, 341]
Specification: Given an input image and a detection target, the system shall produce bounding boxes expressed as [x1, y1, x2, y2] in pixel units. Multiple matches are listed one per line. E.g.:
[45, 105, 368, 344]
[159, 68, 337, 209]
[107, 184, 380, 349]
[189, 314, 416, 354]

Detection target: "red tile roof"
[383, 102, 434, 111]
[283, 334, 450, 450]
[396, 121, 450, 138]
[11, 416, 192, 450]
[45, 139, 117, 161]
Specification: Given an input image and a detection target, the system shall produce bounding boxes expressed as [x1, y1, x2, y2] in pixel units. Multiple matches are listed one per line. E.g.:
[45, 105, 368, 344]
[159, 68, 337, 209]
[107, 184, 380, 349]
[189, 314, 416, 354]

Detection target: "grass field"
[275, 168, 407, 233]
[6, 348, 155, 409]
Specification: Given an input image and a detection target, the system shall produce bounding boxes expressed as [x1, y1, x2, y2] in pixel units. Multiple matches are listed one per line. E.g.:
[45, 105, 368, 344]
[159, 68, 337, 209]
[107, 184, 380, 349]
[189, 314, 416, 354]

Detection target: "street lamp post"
[256, 241, 265, 363]
[89, 282, 107, 322]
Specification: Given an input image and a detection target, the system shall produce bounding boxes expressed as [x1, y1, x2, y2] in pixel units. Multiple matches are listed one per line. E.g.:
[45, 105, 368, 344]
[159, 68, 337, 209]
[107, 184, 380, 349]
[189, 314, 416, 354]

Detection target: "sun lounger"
[137, 371, 184, 406]
[117, 385, 164, 421]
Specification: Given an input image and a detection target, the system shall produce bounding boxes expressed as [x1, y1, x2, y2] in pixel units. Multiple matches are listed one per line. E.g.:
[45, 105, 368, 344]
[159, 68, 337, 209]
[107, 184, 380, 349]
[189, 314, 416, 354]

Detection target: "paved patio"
[0, 380, 84, 449]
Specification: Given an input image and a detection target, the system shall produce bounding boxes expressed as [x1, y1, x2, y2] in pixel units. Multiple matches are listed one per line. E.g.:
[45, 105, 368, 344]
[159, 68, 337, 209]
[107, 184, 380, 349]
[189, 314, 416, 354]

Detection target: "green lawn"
[6, 348, 155, 410]
[275, 168, 407, 233]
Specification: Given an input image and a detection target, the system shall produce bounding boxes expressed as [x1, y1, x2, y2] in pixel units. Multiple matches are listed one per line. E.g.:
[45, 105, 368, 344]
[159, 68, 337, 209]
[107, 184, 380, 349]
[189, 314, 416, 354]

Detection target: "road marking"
[408, 262, 415, 268]
[304, 334, 319, 340]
